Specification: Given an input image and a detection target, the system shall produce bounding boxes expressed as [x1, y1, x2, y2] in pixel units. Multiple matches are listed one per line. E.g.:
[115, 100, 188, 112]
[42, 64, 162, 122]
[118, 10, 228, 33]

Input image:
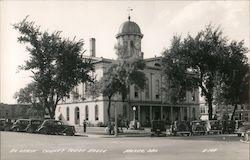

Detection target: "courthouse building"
[55, 17, 200, 126]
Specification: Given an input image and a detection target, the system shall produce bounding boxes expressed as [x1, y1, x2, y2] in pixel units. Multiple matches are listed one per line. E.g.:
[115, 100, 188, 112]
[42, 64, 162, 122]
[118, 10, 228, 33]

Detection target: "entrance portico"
[130, 104, 197, 127]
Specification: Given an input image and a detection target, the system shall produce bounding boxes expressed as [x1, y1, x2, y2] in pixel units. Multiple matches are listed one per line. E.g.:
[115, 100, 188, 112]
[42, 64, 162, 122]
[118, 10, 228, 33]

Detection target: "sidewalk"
[74, 126, 151, 138]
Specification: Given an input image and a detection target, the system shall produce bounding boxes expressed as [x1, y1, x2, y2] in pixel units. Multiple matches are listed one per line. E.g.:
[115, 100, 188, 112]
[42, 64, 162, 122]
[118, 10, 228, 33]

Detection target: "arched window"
[134, 85, 139, 98]
[154, 63, 161, 67]
[66, 107, 70, 121]
[85, 105, 89, 120]
[75, 107, 80, 124]
[95, 105, 99, 121]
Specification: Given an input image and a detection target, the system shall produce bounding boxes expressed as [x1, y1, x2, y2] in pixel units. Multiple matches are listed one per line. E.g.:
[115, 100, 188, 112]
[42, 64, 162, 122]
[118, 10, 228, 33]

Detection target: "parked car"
[0, 119, 7, 131]
[205, 120, 223, 134]
[222, 120, 235, 134]
[235, 120, 245, 131]
[11, 119, 30, 132]
[191, 120, 206, 135]
[172, 121, 191, 136]
[36, 119, 75, 136]
[26, 119, 43, 133]
[151, 120, 166, 136]
[235, 122, 250, 137]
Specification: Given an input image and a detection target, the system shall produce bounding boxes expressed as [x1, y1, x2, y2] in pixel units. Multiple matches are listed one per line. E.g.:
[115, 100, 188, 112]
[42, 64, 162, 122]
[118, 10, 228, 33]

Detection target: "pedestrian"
[83, 120, 87, 133]
[126, 119, 129, 130]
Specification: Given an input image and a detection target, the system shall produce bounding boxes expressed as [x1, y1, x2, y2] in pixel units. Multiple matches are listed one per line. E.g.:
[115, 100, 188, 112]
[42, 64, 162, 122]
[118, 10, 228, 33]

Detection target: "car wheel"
[13, 127, 20, 132]
[27, 128, 34, 133]
[65, 132, 74, 136]
[39, 128, 48, 135]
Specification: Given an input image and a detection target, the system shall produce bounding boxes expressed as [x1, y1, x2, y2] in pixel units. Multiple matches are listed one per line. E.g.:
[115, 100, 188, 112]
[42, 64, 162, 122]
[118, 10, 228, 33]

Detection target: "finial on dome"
[127, 7, 133, 21]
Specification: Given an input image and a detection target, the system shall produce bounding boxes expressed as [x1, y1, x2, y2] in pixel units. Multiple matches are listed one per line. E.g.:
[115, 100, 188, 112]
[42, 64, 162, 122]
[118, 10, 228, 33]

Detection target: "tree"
[13, 17, 93, 119]
[14, 82, 43, 118]
[215, 41, 249, 120]
[162, 24, 248, 120]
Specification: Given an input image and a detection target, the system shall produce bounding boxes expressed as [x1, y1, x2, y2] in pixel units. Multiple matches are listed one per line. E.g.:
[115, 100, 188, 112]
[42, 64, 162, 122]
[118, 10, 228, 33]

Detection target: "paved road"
[0, 131, 249, 160]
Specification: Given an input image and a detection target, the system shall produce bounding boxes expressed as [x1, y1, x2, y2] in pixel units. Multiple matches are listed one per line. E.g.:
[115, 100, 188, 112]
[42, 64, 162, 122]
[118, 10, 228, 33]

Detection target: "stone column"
[171, 106, 174, 122]
[161, 106, 163, 120]
[180, 107, 183, 121]
[150, 106, 153, 121]
[187, 107, 190, 120]
[138, 105, 141, 122]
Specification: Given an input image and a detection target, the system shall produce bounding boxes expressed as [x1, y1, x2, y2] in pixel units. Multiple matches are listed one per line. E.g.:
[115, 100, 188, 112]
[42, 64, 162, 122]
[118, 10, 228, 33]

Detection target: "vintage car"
[191, 120, 206, 135]
[222, 120, 235, 134]
[235, 120, 245, 131]
[36, 119, 75, 136]
[235, 122, 250, 137]
[205, 120, 223, 134]
[172, 121, 191, 136]
[0, 119, 13, 131]
[11, 119, 30, 132]
[25, 119, 43, 133]
[0, 119, 7, 131]
[151, 120, 166, 136]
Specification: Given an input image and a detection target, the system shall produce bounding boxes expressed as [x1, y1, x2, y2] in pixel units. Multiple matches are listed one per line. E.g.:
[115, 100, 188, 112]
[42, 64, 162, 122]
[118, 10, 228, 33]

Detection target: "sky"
[0, 0, 249, 104]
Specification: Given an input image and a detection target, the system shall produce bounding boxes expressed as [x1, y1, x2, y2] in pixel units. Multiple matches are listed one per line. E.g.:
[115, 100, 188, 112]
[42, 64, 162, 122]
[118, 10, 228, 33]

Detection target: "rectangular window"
[155, 79, 160, 99]
[192, 108, 196, 119]
[66, 107, 70, 121]
[200, 106, 205, 114]
[155, 94, 159, 99]
[95, 105, 99, 121]
[134, 92, 138, 98]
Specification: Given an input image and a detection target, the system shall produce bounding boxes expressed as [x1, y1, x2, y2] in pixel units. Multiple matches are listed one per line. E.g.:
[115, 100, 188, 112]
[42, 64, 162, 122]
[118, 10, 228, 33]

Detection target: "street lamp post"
[133, 106, 136, 129]
[240, 109, 244, 120]
[133, 106, 136, 121]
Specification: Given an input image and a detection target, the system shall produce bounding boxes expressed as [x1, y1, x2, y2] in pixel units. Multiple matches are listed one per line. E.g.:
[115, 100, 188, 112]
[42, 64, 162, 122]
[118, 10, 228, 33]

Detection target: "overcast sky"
[0, 0, 249, 104]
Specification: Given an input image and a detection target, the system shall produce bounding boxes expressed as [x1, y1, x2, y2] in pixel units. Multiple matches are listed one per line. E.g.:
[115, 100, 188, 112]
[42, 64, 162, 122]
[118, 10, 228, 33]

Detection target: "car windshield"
[31, 120, 42, 125]
[16, 120, 29, 125]
[0, 120, 5, 124]
[45, 120, 63, 125]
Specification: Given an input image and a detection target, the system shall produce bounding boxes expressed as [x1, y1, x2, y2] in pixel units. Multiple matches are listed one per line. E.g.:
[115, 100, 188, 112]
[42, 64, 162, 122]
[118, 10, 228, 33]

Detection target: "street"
[0, 131, 249, 160]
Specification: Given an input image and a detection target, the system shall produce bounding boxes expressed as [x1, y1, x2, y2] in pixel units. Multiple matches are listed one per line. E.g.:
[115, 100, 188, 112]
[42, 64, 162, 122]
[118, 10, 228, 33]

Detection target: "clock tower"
[116, 16, 143, 59]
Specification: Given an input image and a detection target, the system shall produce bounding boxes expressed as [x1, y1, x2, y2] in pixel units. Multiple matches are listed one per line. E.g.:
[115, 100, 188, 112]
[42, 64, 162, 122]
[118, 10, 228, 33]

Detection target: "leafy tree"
[13, 17, 93, 119]
[162, 24, 248, 120]
[215, 41, 249, 120]
[14, 82, 43, 118]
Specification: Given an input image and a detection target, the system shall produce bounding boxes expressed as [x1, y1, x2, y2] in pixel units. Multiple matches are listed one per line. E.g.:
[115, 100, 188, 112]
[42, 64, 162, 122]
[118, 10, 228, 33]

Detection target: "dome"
[116, 20, 143, 38]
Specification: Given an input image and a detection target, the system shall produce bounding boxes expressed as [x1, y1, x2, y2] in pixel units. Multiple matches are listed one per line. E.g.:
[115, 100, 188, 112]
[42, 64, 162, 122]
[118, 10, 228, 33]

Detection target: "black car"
[235, 122, 250, 137]
[0, 119, 7, 131]
[205, 120, 223, 134]
[11, 119, 30, 132]
[36, 119, 75, 136]
[191, 120, 206, 135]
[151, 120, 166, 136]
[0, 119, 13, 131]
[172, 121, 191, 136]
[222, 120, 235, 134]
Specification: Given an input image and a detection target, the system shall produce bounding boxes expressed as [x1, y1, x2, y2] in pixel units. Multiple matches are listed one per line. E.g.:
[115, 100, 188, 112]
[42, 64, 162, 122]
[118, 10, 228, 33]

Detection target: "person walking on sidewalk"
[83, 120, 87, 133]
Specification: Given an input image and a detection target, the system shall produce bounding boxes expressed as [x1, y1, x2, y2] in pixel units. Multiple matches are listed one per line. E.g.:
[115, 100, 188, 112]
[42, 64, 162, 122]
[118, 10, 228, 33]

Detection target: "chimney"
[141, 52, 144, 59]
[89, 38, 96, 57]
